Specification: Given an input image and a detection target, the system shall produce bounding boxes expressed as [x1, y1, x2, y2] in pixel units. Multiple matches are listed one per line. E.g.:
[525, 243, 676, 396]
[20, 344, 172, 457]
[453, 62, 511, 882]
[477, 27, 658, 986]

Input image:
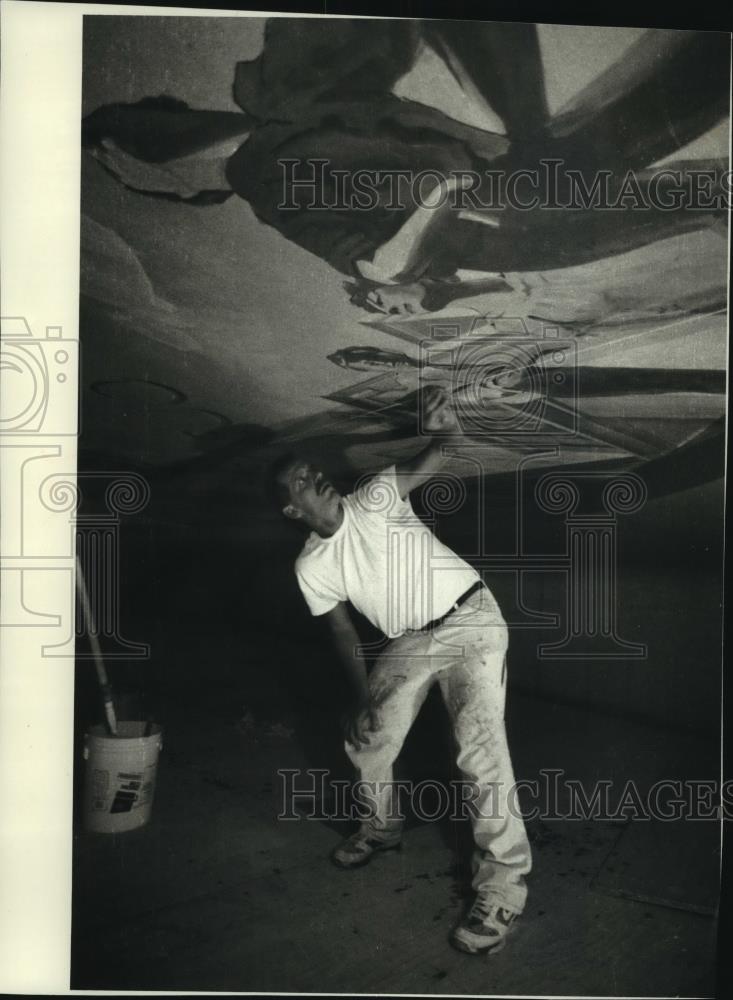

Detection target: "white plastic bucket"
[83, 721, 163, 833]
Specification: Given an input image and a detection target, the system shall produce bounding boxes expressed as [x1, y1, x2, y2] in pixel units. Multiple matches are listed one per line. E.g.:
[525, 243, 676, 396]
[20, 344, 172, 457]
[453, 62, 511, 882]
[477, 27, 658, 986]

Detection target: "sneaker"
[451, 896, 520, 955]
[330, 829, 402, 869]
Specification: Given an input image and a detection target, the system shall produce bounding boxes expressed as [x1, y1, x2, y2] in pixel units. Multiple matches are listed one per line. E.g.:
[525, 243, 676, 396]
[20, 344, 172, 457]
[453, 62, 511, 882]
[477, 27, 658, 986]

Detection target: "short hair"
[265, 451, 298, 513]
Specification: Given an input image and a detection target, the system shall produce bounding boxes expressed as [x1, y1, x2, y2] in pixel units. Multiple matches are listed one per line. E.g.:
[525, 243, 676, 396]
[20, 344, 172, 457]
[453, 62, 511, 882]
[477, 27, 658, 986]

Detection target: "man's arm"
[394, 386, 464, 499]
[324, 602, 379, 750]
[355, 176, 470, 287]
[325, 602, 369, 703]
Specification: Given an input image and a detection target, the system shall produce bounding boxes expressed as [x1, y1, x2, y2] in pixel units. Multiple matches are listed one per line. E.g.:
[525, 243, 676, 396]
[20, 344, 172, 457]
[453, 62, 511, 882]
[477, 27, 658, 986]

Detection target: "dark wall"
[74, 465, 723, 739]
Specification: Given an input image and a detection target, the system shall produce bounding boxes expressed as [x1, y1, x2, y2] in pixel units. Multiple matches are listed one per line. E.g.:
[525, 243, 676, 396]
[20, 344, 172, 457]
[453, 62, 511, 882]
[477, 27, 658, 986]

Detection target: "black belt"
[421, 580, 485, 633]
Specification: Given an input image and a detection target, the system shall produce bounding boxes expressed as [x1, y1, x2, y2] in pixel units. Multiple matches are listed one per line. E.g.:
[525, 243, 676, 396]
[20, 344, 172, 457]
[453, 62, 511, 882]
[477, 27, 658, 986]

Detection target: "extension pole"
[75, 554, 118, 736]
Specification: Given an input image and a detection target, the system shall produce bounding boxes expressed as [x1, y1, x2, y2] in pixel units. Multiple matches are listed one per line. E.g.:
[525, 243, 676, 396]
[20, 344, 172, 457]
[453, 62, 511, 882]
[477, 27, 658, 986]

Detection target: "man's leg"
[544, 29, 730, 173]
[453, 159, 726, 274]
[424, 20, 549, 144]
[435, 597, 531, 915]
[334, 632, 436, 865]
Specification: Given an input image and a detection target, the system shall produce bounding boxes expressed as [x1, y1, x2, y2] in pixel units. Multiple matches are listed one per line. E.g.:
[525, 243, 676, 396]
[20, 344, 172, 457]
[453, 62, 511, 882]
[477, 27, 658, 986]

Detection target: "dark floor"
[71, 684, 720, 995]
[69, 500, 723, 994]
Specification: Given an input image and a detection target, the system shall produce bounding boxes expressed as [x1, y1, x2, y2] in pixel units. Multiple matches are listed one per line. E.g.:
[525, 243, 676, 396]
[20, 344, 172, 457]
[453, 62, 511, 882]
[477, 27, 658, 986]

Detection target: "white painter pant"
[345, 587, 531, 914]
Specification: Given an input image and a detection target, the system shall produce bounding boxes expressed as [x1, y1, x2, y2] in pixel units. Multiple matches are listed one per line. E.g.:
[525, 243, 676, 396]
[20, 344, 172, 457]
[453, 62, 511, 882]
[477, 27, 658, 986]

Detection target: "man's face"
[281, 460, 342, 526]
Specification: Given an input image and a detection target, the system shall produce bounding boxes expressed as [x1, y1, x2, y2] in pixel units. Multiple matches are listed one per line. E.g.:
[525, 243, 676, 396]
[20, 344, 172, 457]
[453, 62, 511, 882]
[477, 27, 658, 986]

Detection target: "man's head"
[268, 453, 343, 535]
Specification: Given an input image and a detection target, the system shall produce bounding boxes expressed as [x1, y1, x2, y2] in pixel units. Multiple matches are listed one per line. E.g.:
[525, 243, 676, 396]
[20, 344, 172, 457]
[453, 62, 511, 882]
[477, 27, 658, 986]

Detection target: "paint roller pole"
[75, 554, 118, 736]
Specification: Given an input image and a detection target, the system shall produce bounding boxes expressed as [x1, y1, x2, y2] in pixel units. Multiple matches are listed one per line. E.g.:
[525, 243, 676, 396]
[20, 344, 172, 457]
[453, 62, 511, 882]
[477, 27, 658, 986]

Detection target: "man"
[271, 386, 532, 955]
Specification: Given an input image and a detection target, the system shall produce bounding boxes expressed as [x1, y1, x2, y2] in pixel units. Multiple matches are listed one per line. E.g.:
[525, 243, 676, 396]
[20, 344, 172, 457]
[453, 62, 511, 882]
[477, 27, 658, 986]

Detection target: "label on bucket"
[90, 767, 155, 813]
[110, 772, 143, 813]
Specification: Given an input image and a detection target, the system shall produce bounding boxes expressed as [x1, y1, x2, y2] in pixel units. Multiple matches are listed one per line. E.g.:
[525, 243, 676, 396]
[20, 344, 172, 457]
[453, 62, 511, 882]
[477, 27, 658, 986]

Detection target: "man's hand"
[363, 281, 427, 316]
[342, 698, 381, 751]
[421, 385, 460, 433]
[393, 386, 464, 497]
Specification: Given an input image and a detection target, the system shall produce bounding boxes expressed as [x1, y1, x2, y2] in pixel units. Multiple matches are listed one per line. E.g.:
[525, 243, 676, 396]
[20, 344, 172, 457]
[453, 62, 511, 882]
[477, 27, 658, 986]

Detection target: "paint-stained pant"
[345, 587, 531, 914]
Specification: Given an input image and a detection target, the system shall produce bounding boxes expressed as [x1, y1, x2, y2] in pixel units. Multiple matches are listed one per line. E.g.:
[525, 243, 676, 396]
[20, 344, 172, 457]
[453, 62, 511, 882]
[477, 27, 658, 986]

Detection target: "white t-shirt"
[295, 465, 479, 638]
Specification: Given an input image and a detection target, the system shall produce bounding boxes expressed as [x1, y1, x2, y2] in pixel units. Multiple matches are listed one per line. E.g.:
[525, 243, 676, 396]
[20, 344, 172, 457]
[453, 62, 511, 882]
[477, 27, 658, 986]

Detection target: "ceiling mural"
[79, 17, 729, 499]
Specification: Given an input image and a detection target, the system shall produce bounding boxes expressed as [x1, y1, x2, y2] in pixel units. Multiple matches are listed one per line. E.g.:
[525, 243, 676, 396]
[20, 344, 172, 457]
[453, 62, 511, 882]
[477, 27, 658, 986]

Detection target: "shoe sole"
[330, 841, 402, 870]
[450, 932, 507, 956]
[450, 920, 518, 956]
